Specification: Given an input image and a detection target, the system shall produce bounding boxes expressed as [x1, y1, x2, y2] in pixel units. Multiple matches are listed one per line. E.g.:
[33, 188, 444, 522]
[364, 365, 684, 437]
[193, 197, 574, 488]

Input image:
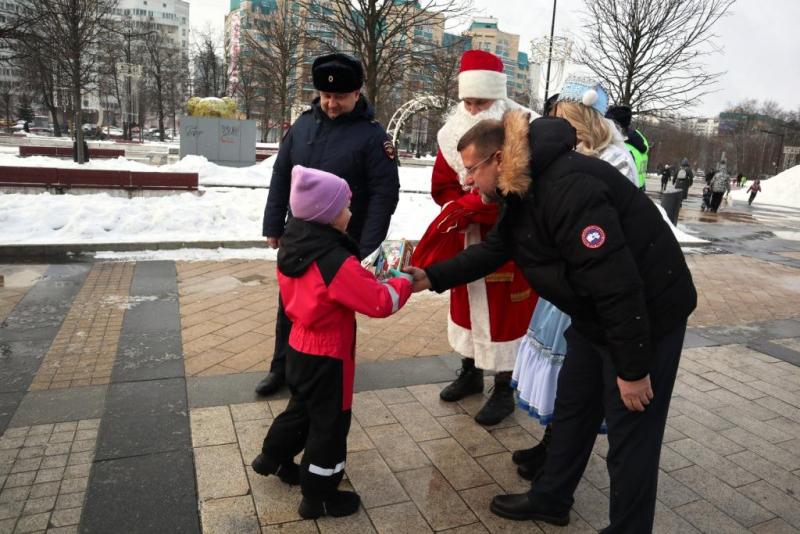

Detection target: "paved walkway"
[1, 187, 800, 533]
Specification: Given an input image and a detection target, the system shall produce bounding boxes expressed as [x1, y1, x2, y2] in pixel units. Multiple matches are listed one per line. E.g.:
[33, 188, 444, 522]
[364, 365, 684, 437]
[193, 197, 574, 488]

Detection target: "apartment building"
[463, 17, 533, 105]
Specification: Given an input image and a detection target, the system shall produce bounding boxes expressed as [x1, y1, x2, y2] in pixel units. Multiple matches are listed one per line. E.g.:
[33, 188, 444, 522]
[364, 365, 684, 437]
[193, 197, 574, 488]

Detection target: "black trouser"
[528, 322, 686, 534]
[710, 192, 725, 212]
[268, 295, 292, 376]
[748, 192, 757, 205]
[660, 178, 668, 192]
[262, 347, 352, 499]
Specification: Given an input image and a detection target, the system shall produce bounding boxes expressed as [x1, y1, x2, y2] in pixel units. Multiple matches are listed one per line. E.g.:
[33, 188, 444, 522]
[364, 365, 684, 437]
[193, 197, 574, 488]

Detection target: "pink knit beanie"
[289, 165, 351, 224]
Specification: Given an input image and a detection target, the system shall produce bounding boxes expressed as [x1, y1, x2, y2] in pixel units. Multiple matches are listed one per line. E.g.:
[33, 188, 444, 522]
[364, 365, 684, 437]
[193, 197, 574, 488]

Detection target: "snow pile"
[0, 155, 701, 247]
[0, 189, 268, 244]
[0, 152, 276, 188]
[653, 204, 708, 244]
[0, 152, 153, 172]
[168, 155, 275, 188]
[730, 165, 800, 208]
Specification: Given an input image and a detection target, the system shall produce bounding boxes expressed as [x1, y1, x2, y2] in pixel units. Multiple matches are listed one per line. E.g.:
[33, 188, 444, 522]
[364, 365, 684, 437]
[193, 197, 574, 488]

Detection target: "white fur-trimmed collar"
[437, 99, 539, 183]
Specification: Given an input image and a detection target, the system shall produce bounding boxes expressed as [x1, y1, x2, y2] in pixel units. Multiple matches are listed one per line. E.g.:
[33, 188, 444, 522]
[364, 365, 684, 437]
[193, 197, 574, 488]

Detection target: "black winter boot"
[298, 490, 361, 519]
[251, 454, 300, 485]
[440, 358, 484, 402]
[474, 371, 515, 426]
[511, 424, 552, 465]
[516, 424, 552, 480]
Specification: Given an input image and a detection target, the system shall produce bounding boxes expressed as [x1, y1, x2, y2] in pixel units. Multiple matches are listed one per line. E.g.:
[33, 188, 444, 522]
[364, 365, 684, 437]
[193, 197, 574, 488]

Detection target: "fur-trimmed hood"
[499, 112, 577, 196]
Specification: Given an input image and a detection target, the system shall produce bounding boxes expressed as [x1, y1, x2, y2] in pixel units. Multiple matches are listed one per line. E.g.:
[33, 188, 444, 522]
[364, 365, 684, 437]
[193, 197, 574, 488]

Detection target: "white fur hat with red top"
[458, 50, 508, 101]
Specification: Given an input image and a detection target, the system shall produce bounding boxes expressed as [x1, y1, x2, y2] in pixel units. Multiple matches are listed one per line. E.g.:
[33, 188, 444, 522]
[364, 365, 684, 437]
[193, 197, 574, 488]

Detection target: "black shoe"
[517, 455, 546, 481]
[474, 373, 514, 426]
[511, 424, 551, 465]
[440, 359, 483, 402]
[298, 490, 361, 519]
[255, 371, 284, 396]
[489, 493, 569, 525]
[511, 443, 546, 466]
[251, 454, 299, 485]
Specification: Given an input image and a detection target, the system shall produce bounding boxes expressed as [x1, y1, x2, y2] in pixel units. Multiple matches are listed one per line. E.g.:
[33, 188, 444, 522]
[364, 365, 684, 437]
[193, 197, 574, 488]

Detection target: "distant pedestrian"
[252, 165, 412, 519]
[673, 158, 693, 200]
[660, 164, 671, 192]
[747, 179, 761, 205]
[709, 169, 730, 212]
[606, 105, 650, 191]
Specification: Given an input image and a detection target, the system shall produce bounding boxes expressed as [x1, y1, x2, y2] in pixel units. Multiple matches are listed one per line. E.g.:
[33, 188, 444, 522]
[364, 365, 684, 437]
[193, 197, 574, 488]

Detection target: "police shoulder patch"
[581, 225, 606, 249]
[383, 139, 396, 161]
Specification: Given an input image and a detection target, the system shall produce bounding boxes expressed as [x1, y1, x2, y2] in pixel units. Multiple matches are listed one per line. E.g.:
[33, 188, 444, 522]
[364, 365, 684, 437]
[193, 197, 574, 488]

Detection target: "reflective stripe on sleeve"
[384, 283, 400, 313]
[308, 461, 346, 477]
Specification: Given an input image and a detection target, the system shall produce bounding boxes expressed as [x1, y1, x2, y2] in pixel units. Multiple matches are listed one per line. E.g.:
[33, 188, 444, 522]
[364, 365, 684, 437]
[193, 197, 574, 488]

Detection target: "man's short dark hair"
[457, 119, 505, 157]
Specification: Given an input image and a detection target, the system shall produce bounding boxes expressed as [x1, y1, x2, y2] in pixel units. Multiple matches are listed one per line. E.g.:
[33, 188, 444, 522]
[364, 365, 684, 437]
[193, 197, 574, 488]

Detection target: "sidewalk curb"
[0, 240, 267, 257]
[1, 236, 710, 257]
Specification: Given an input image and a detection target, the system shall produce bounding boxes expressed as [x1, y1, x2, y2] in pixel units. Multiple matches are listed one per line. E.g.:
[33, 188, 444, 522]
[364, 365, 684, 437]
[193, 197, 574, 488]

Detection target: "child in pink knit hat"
[252, 165, 412, 519]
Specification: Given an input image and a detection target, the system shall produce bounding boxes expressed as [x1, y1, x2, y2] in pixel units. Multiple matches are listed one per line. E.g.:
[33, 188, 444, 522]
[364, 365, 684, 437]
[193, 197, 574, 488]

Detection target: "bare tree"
[428, 37, 465, 120]
[580, 0, 734, 116]
[0, 81, 14, 130]
[296, 0, 471, 121]
[192, 27, 227, 97]
[244, 0, 304, 145]
[19, 0, 118, 162]
[164, 51, 189, 136]
[142, 29, 174, 141]
[231, 52, 261, 120]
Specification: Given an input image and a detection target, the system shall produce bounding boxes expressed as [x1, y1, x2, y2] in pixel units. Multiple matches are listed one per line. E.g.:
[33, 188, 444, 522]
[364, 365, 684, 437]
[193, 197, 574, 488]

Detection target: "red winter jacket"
[277, 219, 412, 409]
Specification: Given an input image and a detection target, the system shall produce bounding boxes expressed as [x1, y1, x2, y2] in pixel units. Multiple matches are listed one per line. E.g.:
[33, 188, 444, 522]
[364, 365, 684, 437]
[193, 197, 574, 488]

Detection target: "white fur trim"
[458, 70, 507, 100]
[582, 88, 598, 107]
[448, 316, 475, 357]
[444, 224, 523, 372]
[436, 99, 539, 184]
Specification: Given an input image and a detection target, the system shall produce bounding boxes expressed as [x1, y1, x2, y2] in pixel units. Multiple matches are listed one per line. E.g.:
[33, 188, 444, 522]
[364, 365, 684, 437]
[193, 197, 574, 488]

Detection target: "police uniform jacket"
[263, 96, 400, 259]
[425, 112, 697, 381]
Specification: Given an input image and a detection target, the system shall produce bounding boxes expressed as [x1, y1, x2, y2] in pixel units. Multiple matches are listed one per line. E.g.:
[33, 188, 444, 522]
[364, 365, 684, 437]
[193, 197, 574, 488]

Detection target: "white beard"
[437, 99, 537, 184]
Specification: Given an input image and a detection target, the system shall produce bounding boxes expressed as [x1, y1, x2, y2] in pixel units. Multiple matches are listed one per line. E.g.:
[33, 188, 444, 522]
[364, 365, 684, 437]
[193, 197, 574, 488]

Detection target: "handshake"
[399, 266, 431, 293]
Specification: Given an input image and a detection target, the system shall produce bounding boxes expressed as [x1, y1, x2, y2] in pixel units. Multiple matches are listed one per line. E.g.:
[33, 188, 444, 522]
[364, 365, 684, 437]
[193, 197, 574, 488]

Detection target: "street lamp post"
[542, 0, 558, 111]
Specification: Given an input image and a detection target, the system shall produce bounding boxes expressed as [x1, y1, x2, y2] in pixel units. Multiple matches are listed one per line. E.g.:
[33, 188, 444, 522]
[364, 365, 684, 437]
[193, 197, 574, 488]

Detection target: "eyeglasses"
[464, 153, 494, 176]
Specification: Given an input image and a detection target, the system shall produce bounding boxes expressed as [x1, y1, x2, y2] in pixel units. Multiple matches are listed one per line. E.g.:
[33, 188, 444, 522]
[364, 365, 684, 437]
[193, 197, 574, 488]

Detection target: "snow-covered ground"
[730, 165, 800, 208]
[0, 153, 702, 251]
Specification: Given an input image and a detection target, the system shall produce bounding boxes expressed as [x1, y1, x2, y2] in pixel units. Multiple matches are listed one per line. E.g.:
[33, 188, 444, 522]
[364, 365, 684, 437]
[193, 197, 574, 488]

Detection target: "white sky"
[187, 0, 800, 117]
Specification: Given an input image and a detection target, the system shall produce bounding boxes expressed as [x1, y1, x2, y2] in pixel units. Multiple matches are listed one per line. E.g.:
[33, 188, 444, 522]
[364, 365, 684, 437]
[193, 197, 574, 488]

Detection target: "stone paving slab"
[0, 240, 799, 533]
[181, 341, 800, 533]
[28, 263, 133, 391]
[0, 418, 99, 534]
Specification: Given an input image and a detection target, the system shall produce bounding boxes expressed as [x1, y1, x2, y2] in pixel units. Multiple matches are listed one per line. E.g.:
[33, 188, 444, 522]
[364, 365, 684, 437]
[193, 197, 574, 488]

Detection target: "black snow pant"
[710, 192, 725, 212]
[262, 347, 352, 499]
[527, 322, 686, 534]
[748, 192, 757, 205]
[268, 295, 292, 376]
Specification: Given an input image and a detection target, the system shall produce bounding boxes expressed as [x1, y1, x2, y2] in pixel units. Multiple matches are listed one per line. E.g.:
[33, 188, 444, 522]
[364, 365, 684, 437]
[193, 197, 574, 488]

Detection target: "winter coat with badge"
[425, 112, 697, 381]
[277, 219, 412, 410]
[264, 96, 400, 259]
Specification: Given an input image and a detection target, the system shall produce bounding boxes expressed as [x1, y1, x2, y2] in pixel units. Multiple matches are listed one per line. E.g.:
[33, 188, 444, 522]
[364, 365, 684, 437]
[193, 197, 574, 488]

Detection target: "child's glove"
[387, 268, 414, 283]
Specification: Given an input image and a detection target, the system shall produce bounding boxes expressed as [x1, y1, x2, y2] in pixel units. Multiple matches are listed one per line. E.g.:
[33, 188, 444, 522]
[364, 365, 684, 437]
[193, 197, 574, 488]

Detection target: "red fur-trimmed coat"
[412, 118, 538, 371]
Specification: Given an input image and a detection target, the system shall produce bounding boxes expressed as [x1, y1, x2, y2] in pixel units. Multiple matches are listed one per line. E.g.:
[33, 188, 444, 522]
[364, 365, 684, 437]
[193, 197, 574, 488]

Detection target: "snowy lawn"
[0, 153, 700, 247]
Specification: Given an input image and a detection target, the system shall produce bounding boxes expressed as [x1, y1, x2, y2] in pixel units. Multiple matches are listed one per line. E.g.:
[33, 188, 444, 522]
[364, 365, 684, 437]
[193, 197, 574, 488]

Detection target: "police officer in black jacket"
[406, 111, 696, 533]
[256, 53, 400, 396]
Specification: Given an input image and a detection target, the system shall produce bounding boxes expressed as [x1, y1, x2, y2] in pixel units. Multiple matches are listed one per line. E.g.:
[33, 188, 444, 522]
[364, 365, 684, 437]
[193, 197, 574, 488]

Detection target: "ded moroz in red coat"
[412, 100, 539, 372]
